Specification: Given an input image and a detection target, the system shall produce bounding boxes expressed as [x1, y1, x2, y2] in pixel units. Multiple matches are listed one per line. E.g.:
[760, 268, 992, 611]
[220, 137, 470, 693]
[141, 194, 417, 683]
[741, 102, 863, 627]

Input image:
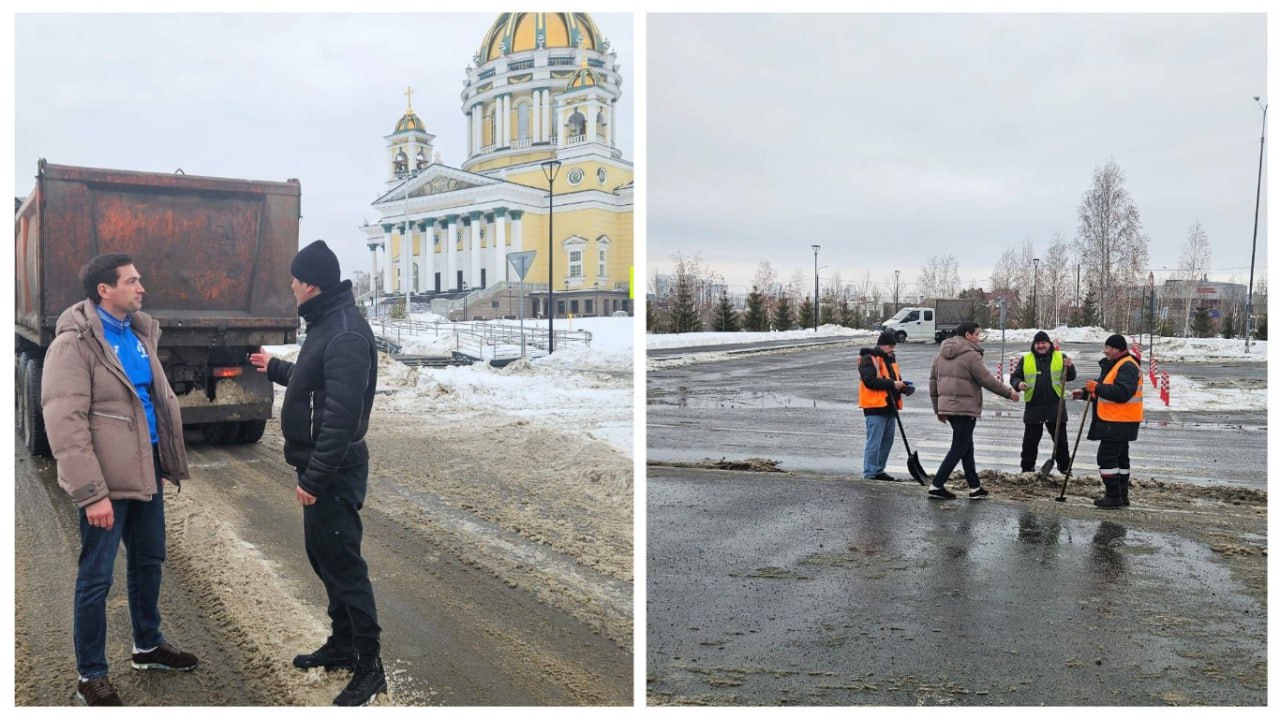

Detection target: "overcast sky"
[648, 13, 1267, 297]
[13, 12, 633, 280]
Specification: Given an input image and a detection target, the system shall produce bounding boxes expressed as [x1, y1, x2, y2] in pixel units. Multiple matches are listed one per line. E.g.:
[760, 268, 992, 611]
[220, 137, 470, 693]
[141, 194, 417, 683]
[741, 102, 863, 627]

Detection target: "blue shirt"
[97, 306, 158, 444]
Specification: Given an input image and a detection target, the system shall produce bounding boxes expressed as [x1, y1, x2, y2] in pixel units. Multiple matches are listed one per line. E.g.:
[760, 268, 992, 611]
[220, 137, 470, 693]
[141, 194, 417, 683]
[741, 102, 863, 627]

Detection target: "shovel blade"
[907, 453, 930, 486]
[1036, 457, 1055, 482]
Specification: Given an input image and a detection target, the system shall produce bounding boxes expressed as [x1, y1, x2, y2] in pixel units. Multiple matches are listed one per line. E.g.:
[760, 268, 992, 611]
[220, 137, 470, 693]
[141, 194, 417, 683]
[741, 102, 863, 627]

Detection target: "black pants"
[1020, 414, 1072, 472]
[301, 463, 381, 655]
[1096, 440, 1131, 474]
[934, 415, 980, 489]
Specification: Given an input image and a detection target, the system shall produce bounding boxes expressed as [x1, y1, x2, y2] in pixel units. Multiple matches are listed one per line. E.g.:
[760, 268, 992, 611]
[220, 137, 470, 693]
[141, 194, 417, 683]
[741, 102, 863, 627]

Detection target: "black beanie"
[877, 330, 898, 347]
[291, 240, 340, 290]
[1032, 330, 1052, 346]
[1105, 333, 1127, 351]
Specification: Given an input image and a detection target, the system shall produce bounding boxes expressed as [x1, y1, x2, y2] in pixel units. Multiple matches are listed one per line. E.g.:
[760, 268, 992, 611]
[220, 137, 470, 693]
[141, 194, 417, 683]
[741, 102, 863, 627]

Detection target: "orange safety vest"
[1096, 355, 1143, 422]
[859, 355, 903, 410]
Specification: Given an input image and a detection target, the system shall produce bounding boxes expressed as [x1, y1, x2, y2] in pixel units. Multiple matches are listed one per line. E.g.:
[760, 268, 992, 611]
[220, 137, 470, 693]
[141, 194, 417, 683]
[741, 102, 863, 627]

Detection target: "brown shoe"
[76, 676, 124, 706]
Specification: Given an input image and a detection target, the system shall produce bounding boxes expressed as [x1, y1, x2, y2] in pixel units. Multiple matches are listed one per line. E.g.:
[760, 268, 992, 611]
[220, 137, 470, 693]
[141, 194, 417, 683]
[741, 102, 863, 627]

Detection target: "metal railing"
[369, 316, 591, 363]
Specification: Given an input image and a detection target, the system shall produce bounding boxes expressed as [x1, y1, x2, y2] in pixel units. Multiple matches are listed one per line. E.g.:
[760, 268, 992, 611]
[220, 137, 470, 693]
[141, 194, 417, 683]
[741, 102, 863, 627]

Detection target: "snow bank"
[647, 324, 872, 350]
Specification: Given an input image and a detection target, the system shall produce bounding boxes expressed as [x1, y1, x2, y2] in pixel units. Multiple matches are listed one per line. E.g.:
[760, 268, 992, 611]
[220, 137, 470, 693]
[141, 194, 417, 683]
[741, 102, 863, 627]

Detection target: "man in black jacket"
[1072, 334, 1143, 509]
[1010, 331, 1076, 474]
[250, 240, 384, 705]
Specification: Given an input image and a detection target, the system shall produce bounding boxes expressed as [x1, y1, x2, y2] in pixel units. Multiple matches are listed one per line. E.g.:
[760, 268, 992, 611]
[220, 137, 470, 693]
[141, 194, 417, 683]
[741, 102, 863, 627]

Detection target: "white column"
[493, 210, 507, 285]
[604, 103, 613, 145]
[510, 212, 523, 284]
[422, 219, 436, 292]
[400, 224, 412, 296]
[445, 215, 458, 290]
[497, 96, 505, 147]
[542, 90, 551, 143]
[532, 91, 541, 144]
[586, 100, 598, 143]
[382, 227, 395, 291]
[503, 95, 512, 146]
[469, 212, 483, 287]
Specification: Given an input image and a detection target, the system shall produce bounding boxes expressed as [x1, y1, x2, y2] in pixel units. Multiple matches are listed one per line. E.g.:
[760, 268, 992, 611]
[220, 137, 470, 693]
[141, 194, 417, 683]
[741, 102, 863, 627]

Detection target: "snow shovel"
[1055, 395, 1093, 502]
[1037, 363, 1069, 482]
[891, 401, 930, 486]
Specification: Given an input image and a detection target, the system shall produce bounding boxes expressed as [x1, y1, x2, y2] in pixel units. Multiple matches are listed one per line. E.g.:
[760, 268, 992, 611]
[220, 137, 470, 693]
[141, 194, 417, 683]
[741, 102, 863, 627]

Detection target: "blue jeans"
[933, 415, 980, 489]
[862, 414, 896, 477]
[74, 448, 166, 679]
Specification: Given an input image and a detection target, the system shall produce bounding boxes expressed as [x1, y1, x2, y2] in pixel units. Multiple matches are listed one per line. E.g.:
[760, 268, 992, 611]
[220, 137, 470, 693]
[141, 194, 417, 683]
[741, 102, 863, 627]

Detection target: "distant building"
[361, 13, 633, 320]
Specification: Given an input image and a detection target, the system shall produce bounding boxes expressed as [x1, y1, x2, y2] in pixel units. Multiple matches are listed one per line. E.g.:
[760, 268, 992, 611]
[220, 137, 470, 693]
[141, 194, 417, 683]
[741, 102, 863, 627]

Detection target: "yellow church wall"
[515, 206, 633, 290]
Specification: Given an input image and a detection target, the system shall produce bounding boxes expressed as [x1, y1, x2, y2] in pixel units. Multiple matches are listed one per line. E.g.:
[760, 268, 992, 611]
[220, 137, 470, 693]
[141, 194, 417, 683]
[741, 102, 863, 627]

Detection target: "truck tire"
[21, 357, 52, 457]
[895, 331, 907, 344]
[236, 419, 267, 444]
[202, 422, 239, 445]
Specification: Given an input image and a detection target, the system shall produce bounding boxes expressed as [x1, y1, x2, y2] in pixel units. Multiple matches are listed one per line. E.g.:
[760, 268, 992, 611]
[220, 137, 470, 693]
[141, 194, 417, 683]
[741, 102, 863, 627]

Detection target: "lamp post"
[541, 159, 562, 353]
[811, 244, 821, 331]
[461, 281, 469, 322]
[894, 269, 900, 311]
[1245, 97, 1267, 353]
[1032, 257, 1040, 328]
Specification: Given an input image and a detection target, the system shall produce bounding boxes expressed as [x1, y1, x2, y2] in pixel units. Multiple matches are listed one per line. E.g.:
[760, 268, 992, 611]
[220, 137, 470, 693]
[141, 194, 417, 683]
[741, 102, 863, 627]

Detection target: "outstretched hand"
[248, 352, 273, 373]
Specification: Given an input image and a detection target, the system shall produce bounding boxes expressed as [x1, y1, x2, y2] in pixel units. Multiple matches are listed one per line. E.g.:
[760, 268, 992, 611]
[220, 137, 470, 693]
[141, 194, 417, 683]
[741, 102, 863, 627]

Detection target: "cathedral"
[363, 12, 633, 320]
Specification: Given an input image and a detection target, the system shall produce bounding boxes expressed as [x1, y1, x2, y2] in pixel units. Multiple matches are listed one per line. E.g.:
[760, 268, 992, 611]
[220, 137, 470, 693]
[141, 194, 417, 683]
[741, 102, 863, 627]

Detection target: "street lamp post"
[541, 160, 562, 353]
[461, 281, 469, 322]
[1245, 97, 1267, 354]
[894, 269, 900, 311]
[811, 244, 821, 331]
[1032, 257, 1040, 328]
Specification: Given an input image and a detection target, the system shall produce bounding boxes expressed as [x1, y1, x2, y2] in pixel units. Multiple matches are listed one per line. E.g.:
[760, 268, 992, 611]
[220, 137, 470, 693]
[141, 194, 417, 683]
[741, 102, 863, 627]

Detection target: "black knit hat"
[290, 240, 340, 290]
[1105, 333, 1127, 351]
[1032, 330, 1052, 345]
[877, 330, 898, 347]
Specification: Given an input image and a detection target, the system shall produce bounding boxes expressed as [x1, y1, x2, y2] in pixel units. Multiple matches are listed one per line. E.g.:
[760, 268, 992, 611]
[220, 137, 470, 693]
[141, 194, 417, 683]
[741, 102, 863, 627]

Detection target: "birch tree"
[1042, 233, 1074, 327]
[917, 254, 961, 299]
[1178, 220, 1211, 336]
[1075, 159, 1150, 327]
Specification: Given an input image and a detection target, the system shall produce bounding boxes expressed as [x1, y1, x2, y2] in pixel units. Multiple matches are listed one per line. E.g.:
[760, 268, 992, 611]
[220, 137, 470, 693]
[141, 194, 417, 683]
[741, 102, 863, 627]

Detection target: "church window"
[568, 109, 586, 137]
[569, 249, 583, 278]
[517, 103, 531, 142]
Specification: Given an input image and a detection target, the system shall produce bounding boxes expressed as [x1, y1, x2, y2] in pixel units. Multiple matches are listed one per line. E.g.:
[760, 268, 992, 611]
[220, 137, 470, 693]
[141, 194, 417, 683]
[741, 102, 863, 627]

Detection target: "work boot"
[1120, 475, 1130, 506]
[293, 638, 357, 671]
[1093, 475, 1125, 509]
[333, 653, 387, 706]
[76, 676, 124, 706]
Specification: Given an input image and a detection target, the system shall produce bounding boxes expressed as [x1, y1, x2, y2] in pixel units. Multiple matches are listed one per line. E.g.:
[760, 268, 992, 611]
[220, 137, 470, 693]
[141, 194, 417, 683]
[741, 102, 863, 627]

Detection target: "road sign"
[508, 250, 536, 280]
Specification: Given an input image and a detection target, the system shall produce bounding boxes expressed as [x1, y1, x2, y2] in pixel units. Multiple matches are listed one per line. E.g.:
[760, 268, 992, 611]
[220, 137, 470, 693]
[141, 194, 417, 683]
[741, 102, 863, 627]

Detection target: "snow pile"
[1149, 374, 1267, 412]
[265, 316, 634, 457]
[647, 324, 872, 350]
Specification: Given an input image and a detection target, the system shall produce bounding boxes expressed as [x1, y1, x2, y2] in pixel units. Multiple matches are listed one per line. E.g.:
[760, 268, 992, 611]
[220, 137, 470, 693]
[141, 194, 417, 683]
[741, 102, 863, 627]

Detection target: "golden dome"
[479, 13, 600, 62]
[394, 86, 425, 133]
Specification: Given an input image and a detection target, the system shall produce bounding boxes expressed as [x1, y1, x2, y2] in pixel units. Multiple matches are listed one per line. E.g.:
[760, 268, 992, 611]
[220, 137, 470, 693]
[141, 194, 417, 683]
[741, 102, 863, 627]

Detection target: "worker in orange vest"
[858, 331, 915, 480]
[1072, 334, 1143, 509]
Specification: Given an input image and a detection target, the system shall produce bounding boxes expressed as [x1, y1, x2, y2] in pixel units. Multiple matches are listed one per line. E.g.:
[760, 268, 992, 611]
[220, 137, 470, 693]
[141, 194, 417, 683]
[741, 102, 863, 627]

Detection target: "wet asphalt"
[648, 340, 1266, 489]
[647, 468, 1266, 706]
[645, 338, 1267, 705]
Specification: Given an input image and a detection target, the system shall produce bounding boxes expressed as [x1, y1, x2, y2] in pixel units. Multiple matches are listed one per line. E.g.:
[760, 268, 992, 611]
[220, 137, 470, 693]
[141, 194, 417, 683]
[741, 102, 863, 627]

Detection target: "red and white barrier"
[1160, 370, 1170, 406]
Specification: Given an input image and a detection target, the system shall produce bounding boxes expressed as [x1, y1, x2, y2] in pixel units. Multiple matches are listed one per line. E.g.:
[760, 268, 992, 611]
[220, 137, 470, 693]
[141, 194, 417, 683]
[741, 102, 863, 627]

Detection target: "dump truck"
[880, 298, 975, 343]
[15, 160, 301, 456]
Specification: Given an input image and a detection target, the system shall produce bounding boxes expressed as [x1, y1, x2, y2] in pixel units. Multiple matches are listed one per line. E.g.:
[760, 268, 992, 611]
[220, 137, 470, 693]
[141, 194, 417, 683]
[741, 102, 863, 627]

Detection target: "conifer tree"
[797, 297, 815, 331]
[1191, 305, 1213, 338]
[669, 268, 702, 333]
[773, 294, 795, 331]
[712, 291, 739, 332]
[1220, 311, 1236, 339]
[743, 286, 768, 331]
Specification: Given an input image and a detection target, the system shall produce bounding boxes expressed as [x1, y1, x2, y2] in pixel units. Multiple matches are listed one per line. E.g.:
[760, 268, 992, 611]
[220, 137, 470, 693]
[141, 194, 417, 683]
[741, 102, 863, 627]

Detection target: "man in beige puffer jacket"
[926, 321, 1020, 499]
[41, 253, 194, 706]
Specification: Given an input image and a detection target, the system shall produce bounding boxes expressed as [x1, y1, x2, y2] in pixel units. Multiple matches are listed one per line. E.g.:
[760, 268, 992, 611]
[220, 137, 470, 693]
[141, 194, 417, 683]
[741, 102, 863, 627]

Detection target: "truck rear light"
[212, 367, 243, 378]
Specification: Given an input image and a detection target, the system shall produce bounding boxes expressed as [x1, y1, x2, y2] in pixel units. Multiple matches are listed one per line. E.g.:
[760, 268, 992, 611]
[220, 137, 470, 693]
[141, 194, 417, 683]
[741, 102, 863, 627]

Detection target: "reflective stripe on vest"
[1096, 355, 1143, 422]
[858, 355, 903, 410]
[1021, 350, 1064, 402]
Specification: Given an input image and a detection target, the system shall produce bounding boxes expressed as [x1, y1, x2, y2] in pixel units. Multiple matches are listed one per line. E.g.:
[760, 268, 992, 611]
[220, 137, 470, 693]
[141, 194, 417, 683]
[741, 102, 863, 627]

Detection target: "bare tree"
[1075, 158, 1150, 327]
[917, 254, 961, 298]
[1177, 220, 1212, 336]
[751, 260, 779, 321]
[1043, 232, 1074, 327]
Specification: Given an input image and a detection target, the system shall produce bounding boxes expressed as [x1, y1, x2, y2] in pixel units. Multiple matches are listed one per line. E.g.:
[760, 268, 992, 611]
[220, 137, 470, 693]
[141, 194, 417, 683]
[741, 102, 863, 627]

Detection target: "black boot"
[333, 653, 387, 706]
[1120, 475, 1130, 506]
[292, 638, 356, 671]
[1093, 475, 1124, 509]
